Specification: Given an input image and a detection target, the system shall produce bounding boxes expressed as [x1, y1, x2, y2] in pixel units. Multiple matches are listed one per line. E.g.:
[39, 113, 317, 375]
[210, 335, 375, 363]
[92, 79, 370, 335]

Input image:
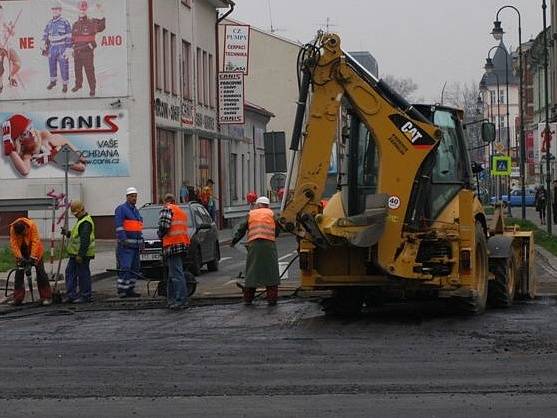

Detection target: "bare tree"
[382, 74, 419, 102]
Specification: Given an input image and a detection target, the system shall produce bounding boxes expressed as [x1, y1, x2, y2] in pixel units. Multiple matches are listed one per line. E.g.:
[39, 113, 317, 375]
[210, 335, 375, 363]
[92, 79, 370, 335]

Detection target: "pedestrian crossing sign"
[491, 156, 512, 176]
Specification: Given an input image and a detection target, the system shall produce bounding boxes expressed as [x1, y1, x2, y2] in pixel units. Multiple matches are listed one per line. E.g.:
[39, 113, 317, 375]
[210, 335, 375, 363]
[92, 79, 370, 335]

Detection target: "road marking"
[279, 251, 297, 261]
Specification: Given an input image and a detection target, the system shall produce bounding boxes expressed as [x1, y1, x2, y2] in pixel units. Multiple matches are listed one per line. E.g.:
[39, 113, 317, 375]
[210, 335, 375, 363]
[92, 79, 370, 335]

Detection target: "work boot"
[72, 297, 90, 304]
[71, 85, 81, 93]
[62, 84, 68, 93]
[126, 290, 141, 298]
[41, 299, 53, 306]
[9, 300, 23, 306]
[47, 81, 56, 90]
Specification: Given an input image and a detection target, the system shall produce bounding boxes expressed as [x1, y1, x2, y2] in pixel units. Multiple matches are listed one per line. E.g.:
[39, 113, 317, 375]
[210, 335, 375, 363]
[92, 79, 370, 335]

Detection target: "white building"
[0, 0, 232, 238]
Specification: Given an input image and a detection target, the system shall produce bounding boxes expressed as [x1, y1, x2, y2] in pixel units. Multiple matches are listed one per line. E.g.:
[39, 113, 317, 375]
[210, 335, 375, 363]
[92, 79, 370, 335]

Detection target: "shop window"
[156, 128, 176, 201]
[198, 138, 213, 186]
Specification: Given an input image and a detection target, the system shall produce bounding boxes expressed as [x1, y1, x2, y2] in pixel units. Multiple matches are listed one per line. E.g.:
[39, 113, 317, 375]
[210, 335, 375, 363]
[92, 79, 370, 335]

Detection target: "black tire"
[322, 287, 363, 317]
[488, 256, 516, 307]
[157, 280, 167, 298]
[187, 281, 197, 297]
[207, 242, 220, 272]
[190, 246, 202, 276]
[455, 222, 488, 315]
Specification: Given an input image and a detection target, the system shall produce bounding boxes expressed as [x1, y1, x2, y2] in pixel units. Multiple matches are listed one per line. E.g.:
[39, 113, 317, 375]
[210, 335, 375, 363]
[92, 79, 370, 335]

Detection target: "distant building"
[348, 51, 379, 78]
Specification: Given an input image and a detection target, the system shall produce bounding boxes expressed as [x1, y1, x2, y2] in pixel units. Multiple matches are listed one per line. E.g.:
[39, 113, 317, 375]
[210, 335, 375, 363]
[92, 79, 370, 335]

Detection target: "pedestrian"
[230, 196, 280, 306]
[536, 185, 547, 225]
[115, 187, 143, 298]
[8, 217, 53, 306]
[61, 200, 95, 303]
[201, 179, 216, 221]
[552, 180, 557, 224]
[42, 1, 72, 93]
[158, 193, 191, 310]
[70, 0, 105, 96]
[179, 180, 190, 203]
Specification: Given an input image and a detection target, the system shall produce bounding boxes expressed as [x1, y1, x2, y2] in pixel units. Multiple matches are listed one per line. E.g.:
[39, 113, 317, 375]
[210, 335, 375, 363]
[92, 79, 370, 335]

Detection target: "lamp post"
[485, 45, 512, 214]
[480, 80, 495, 198]
[492, 5, 526, 220]
[484, 62, 502, 200]
[542, 0, 552, 233]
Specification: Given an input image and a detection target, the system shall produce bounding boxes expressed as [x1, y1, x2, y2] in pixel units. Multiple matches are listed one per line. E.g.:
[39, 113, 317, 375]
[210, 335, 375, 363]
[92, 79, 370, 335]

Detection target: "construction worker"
[115, 187, 143, 298]
[9, 218, 53, 306]
[158, 193, 191, 310]
[70, 0, 105, 96]
[231, 196, 280, 306]
[42, 1, 72, 93]
[61, 200, 95, 303]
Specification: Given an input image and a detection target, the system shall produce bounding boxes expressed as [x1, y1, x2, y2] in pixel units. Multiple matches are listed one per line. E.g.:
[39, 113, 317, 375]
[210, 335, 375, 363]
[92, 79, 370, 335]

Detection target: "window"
[154, 25, 161, 90]
[230, 153, 238, 201]
[241, 154, 245, 198]
[163, 28, 169, 93]
[500, 90, 505, 104]
[260, 155, 266, 196]
[209, 53, 214, 108]
[197, 48, 202, 105]
[198, 138, 212, 185]
[171, 33, 177, 95]
[203, 51, 208, 106]
[156, 128, 176, 200]
[182, 40, 191, 99]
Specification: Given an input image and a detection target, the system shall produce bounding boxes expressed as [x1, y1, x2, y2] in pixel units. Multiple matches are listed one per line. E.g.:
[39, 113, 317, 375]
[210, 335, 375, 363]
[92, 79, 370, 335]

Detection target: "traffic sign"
[491, 155, 512, 176]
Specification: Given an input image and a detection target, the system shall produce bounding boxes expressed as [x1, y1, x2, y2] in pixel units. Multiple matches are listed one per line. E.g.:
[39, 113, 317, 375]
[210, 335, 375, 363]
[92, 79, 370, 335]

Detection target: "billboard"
[1, 110, 129, 179]
[218, 72, 244, 124]
[223, 24, 249, 74]
[0, 0, 127, 100]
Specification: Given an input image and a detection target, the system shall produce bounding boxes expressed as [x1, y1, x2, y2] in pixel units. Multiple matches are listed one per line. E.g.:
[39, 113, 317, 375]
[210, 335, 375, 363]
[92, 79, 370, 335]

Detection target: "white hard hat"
[255, 196, 270, 205]
[126, 187, 138, 195]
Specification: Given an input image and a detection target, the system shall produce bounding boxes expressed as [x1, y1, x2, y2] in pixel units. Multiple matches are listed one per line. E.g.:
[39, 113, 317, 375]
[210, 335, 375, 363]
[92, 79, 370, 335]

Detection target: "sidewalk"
[520, 207, 557, 237]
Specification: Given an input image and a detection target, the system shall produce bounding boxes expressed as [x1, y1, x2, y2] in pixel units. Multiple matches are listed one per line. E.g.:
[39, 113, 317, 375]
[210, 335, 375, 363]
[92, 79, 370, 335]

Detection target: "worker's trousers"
[116, 245, 140, 294]
[166, 252, 187, 306]
[13, 259, 52, 303]
[65, 257, 92, 301]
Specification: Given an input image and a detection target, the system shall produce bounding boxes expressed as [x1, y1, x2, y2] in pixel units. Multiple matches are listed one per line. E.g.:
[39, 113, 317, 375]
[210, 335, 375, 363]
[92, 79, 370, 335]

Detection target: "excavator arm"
[280, 33, 443, 276]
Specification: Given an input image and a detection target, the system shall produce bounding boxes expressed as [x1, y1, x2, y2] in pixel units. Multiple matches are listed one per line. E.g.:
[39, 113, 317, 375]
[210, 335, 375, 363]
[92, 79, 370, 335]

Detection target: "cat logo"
[388, 114, 436, 149]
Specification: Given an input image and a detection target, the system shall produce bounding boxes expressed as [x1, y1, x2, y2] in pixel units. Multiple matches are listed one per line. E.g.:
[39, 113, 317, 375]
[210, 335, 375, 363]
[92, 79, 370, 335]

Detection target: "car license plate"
[141, 252, 161, 261]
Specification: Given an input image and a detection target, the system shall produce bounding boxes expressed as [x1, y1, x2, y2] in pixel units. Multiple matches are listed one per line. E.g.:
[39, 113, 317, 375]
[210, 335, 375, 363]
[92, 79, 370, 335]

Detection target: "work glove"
[29, 257, 38, 266]
[75, 255, 83, 264]
[2, 122, 15, 156]
[60, 227, 70, 237]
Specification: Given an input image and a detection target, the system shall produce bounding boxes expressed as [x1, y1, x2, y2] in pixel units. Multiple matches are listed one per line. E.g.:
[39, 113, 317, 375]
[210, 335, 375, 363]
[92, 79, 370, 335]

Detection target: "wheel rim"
[476, 242, 487, 300]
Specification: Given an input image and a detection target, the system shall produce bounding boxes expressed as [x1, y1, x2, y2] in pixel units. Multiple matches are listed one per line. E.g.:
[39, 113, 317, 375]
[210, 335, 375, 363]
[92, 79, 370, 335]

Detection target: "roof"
[245, 101, 275, 118]
[480, 41, 519, 87]
[223, 17, 302, 47]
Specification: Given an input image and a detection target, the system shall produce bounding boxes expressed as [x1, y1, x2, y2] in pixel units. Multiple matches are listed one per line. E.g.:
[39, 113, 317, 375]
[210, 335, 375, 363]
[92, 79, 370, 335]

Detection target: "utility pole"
[543, 0, 552, 233]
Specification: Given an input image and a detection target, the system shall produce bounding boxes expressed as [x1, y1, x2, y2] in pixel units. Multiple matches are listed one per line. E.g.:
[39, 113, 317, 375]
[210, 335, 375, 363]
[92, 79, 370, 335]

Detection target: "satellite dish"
[270, 173, 286, 191]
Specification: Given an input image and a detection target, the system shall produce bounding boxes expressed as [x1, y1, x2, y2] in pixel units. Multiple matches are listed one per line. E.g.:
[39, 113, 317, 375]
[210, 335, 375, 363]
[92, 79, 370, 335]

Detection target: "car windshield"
[139, 206, 194, 228]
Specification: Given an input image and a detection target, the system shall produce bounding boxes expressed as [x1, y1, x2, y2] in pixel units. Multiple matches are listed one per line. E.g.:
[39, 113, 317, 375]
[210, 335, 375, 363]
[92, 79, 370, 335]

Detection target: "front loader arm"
[280, 34, 442, 272]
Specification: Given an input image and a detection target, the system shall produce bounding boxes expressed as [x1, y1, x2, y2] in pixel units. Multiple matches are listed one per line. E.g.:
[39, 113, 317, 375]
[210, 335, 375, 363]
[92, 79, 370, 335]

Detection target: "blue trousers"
[49, 44, 69, 83]
[116, 245, 140, 293]
[65, 257, 92, 300]
[166, 253, 187, 305]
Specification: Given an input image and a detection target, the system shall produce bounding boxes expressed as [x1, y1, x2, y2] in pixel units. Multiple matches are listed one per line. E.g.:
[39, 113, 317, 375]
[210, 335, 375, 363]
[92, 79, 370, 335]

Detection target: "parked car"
[490, 188, 536, 207]
[138, 202, 220, 279]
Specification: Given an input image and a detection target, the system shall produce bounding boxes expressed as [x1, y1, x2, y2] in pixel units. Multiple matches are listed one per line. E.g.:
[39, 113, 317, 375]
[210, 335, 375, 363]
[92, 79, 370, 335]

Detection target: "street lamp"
[491, 5, 526, 219]
[542, 0, 552, 233]
[485, 45, 512, 214]
[482, 65, 502, 200]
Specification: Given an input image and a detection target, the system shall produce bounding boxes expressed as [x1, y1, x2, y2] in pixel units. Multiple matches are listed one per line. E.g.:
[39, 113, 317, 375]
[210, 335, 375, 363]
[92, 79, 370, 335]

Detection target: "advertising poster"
[223, 24, 249, 74]
[526, 131, 534, 163]
[218, 72, 244, 124]
[1, 110, 129, 178]
[0, 0, 128, 100]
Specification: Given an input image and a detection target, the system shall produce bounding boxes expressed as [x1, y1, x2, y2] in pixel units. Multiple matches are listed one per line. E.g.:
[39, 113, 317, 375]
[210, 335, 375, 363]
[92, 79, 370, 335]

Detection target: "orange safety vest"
[9, 217, 44, 260]
[247, 208, 276, 242]
[162, 204, 191, 248]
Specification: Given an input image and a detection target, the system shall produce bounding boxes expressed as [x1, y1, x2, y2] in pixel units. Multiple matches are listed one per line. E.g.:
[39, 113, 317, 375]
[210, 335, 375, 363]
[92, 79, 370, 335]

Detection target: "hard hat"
[78, 0, 88, 11]
[6, 114, 32, 140]
[126, 187, 138, 195]
[255, 196, 270, 205]
[70, 200, 85, 213]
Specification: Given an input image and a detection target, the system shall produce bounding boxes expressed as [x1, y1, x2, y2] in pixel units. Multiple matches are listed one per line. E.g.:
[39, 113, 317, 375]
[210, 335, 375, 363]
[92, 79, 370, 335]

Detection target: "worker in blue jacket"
[42, 1, 72, 93]
[114, 187, 143, 297]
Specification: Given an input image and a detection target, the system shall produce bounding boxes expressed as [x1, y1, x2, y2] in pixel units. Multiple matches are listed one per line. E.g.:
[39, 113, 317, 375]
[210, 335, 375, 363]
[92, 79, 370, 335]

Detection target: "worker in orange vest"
[9, 217, 53, 305]
[158, 193, 191, 310]
[231, 196, 280, 306]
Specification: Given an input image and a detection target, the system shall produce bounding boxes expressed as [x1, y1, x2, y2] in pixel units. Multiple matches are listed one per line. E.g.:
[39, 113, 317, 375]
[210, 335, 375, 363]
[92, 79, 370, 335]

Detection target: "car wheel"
[207, 242, 220, 272]
[190, 246, 202, 276]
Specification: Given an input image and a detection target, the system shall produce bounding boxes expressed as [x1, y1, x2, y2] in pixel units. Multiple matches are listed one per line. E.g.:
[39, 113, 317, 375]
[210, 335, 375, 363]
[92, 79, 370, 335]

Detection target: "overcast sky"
[232, 0, 545, 102]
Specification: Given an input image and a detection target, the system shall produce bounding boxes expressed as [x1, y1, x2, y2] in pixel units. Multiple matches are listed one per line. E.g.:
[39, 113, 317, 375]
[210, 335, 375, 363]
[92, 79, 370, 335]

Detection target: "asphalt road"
[1, 237, 557, 417]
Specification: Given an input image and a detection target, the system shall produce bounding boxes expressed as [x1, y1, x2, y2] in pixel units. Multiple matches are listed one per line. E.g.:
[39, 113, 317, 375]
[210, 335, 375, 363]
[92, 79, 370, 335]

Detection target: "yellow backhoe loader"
[279, 33, 535, 315]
